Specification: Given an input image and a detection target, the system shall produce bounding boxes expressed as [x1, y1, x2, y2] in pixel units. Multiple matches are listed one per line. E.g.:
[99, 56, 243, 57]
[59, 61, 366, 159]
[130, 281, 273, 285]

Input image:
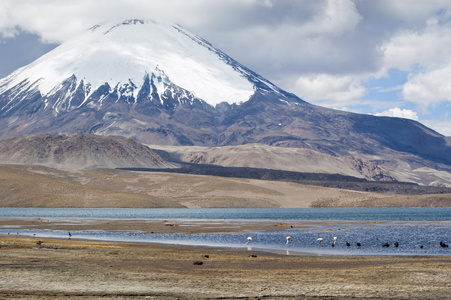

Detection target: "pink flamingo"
[286, 236, 292, 245]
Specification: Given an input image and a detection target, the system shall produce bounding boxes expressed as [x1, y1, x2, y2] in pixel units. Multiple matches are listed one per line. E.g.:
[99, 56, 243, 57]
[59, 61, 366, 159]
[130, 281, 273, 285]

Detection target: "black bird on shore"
[394, 242, 399, 248]
[356, 243, 361, 248]
[346, 242, 351, 248]
[382, 243, 390, 248]
[440, 241, 449, 248]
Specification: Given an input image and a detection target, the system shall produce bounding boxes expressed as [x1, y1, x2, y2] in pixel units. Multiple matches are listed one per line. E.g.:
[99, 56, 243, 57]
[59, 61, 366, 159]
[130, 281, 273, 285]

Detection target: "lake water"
[1, 208, 450, 256]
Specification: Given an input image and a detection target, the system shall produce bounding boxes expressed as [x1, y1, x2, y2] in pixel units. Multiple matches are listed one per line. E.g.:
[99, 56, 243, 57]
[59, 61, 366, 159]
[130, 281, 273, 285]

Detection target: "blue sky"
[0, 0, 450, 136]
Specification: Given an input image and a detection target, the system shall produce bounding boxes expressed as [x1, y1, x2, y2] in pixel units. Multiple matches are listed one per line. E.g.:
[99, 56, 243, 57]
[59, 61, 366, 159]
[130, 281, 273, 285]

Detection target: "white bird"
[317, 237, 324, 246]
[333, 236, 338, 245]
[246, 236, 252, 244]
[286, 236, 292, 245]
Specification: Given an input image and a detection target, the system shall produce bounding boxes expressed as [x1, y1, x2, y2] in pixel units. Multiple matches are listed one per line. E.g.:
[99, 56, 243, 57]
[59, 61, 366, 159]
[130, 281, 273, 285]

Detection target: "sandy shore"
[1, 219, 450, 299]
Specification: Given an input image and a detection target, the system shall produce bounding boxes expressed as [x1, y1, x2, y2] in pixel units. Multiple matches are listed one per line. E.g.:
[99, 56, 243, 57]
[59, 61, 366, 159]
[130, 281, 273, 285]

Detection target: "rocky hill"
[0, 134, 177, 169]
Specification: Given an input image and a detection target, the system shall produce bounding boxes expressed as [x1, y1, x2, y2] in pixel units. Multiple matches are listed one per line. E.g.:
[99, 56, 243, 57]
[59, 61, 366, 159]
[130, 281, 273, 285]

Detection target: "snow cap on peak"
[1, 19, 260, 107]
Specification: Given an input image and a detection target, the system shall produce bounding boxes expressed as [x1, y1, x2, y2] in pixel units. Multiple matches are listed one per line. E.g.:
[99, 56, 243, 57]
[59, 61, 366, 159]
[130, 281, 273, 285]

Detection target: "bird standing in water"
[286, 236, 292, 246]
[317, 238, 324, 246]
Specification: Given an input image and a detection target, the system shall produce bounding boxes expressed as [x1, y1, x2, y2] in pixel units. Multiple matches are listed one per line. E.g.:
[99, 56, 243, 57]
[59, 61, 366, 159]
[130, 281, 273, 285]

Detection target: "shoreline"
[1, 235, 450, 299]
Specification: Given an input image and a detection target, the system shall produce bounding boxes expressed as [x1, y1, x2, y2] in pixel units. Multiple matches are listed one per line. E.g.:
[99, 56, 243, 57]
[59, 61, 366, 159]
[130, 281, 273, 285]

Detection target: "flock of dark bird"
[440, 241, 449, 248]
[329, 238, 449, 249]
[331, 238, 449, 249]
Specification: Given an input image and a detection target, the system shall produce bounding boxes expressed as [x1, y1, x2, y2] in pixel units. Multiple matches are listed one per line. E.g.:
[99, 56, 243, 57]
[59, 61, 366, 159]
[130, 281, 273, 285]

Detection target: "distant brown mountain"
[0, 134, 177, 169]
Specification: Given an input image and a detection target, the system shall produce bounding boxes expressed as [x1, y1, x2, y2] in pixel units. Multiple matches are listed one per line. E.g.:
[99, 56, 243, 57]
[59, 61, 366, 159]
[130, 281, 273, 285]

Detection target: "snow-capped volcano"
[0, 19, 278, 111]
[0, 18, 450, 182]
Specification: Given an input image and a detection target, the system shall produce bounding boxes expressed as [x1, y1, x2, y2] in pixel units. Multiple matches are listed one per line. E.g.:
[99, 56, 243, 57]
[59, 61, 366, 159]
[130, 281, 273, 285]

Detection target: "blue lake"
[1, 208, 450, 256]
[1, 207, 451, 220]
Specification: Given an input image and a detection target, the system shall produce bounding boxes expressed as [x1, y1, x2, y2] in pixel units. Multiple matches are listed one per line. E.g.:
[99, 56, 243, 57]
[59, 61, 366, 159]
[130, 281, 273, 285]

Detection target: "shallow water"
[1, 208, 450, 256]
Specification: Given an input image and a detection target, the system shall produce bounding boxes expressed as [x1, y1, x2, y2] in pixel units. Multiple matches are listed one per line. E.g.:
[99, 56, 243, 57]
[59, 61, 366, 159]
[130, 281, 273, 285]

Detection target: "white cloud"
[1, 1, 450, 76]
[0, 27, 18, 40]
[375, 107, 419, 121]
[375, 0, 451, 26]
[381, 16, 451, 70]
[298, 0, 362, 37]
[0, 0, 365, 72]
[379, 9, 451, 110]
[402, 64, 451, 109]
[293, 74, 366, 107]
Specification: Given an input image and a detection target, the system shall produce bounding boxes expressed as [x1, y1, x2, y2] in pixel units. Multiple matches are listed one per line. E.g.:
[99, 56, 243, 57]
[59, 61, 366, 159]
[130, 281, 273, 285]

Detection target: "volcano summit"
[0, 19, 450, 186]
[0, 19, 302, 145]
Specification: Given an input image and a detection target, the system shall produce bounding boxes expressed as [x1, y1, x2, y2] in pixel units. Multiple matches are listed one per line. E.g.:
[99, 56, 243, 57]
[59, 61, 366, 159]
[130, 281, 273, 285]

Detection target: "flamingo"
[316, 238, 324, 246]
[286, 236, 292, 246]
